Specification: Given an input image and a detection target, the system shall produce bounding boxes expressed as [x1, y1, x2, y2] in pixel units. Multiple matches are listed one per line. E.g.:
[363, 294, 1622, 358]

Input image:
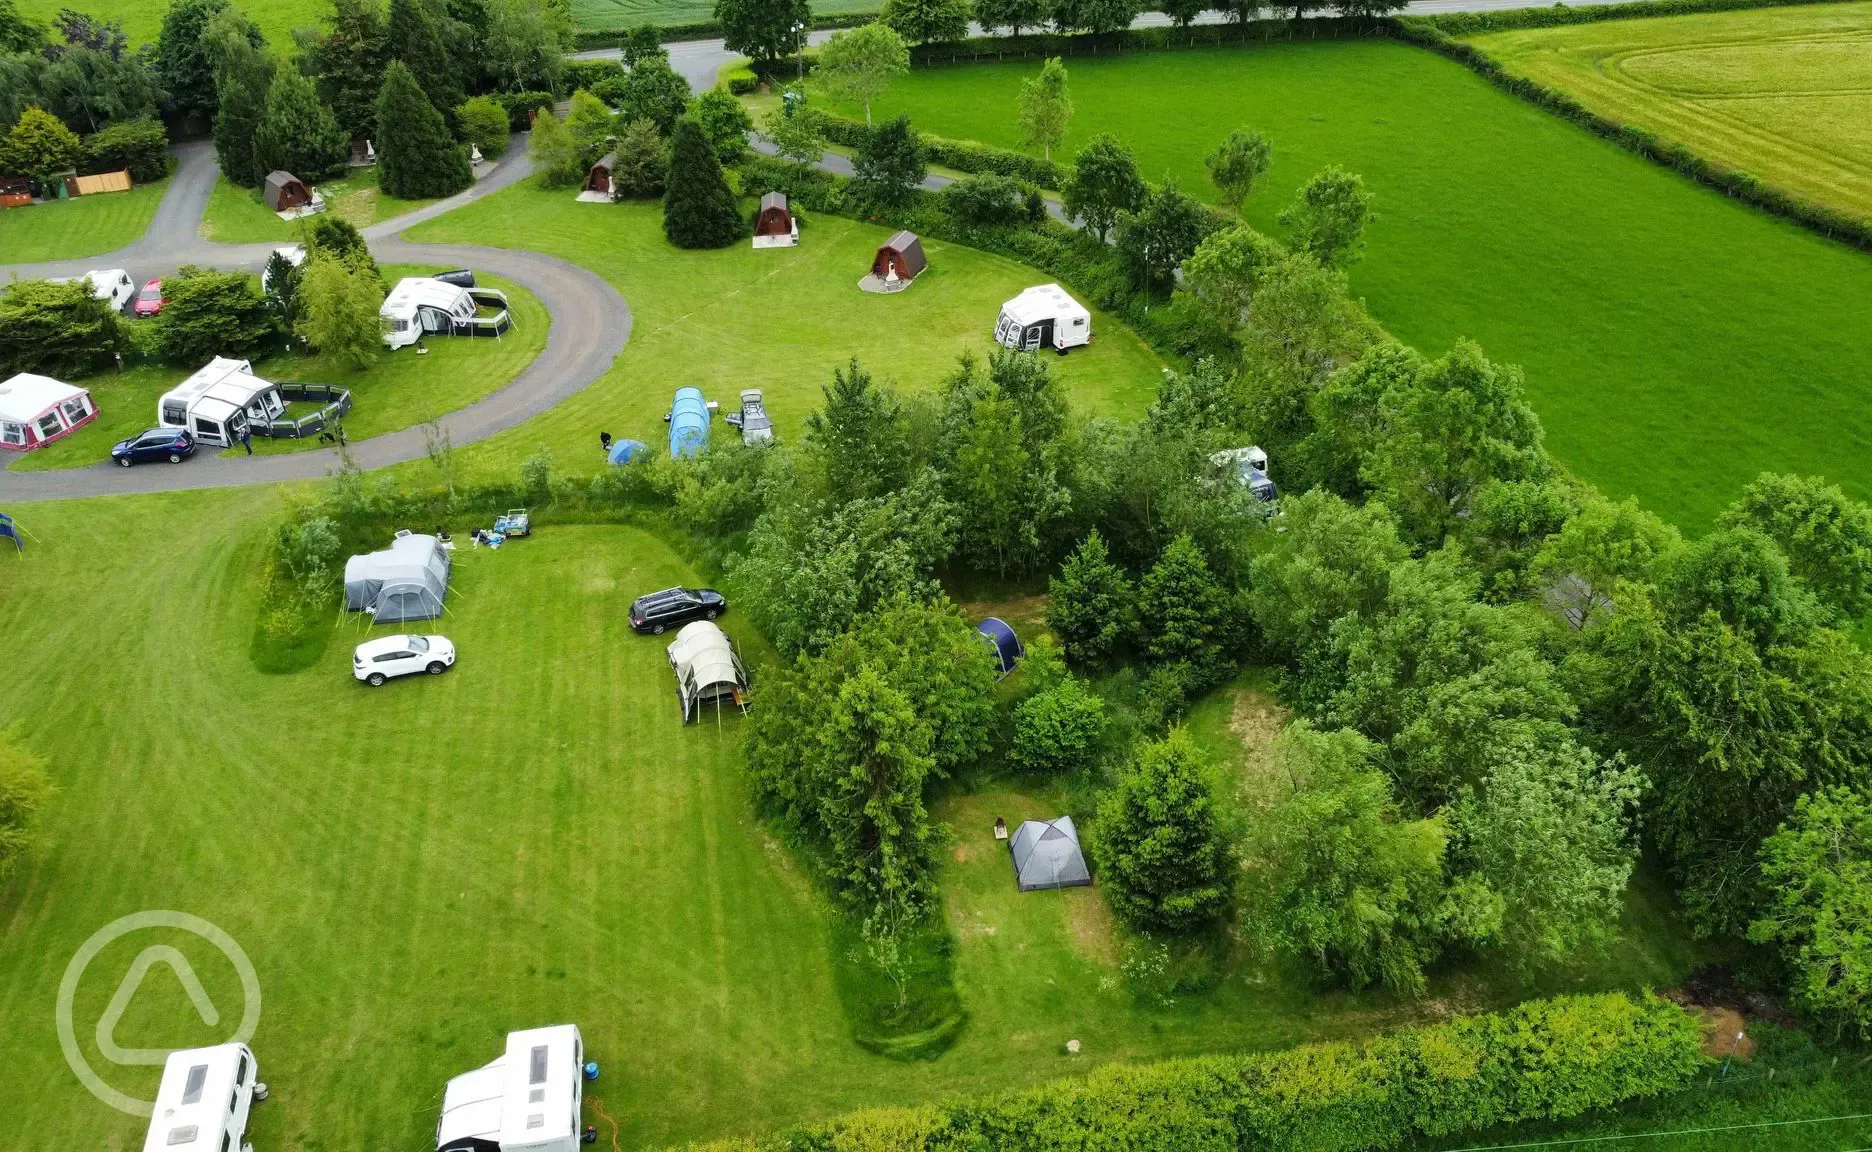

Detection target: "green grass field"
[5, 265, 548, 471]
[573, 0, 875, 32]
[203, 171, 441, 244]
[1470, 2, 1872, 226]
[0, 181, 165, 264]
[0, 504, 1707, 1151]
[848, 38, 1872, 530]
[401, 187, 1168, 475]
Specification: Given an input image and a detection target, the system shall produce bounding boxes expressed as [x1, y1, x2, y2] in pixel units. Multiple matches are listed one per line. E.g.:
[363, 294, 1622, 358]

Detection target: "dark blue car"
[110, 426, 196, 467]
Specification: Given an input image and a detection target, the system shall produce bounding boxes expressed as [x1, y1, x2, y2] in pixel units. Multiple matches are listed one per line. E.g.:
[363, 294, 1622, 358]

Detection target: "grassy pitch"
[1470, 2, 1872, 227]
[849, 37, 1872, 530]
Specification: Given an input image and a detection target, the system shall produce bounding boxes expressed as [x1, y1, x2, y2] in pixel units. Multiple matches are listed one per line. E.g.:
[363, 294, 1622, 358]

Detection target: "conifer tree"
[374, 58, 471, 198]
[387, 0, 463, 118]
[254, 65, 350, 181]
[1096, 729, 1234, 933]
[1046, 529, 1133, 667]
[213, 41, 272, 186]
[662, 114, 741, 249]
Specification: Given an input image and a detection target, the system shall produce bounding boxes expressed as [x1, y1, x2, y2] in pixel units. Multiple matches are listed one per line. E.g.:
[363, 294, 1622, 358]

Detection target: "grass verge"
[202, 171, 440, 243]
[0, 180, 165, 263]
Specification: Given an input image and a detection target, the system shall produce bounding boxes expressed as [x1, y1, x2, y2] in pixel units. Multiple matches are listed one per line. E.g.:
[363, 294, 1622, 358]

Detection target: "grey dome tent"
[1009, 816, 1092, 892]
[343, 531, 450, 623]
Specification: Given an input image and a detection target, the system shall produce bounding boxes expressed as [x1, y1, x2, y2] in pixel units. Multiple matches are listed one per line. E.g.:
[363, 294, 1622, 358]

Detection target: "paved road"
[0, 137, 633, 504]
[588, 0, 1653, 91]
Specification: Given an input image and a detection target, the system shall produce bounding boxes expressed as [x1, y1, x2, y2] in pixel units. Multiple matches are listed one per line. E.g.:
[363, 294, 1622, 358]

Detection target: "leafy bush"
[154, 266, 276, 365]
[492, 90, 556, 131]
[819, 111, 1065, 186]
[940, 171, 1032, 226]
[0, 728, 54, 882]
[1009, 674, 1106, 775]
[0, 277, 129, 378]
[79, 117, 170, 182]
[695, 992, 1706, 1152]
[456, 95, 511, 160]
[721, 64, 759, 95]
[563, 57, 625, 93]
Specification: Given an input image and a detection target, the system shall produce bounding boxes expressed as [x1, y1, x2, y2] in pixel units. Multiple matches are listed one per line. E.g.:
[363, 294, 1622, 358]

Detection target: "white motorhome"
[1210, 445, 1278, 502]
[380, 277, 511, 350]
[994, 284, 1091, 354]
[437, 1025, 586, 1152]
[158, 357, 286, 446]
[141, 1043, 263, 1152]
[51, 268, 136, 312]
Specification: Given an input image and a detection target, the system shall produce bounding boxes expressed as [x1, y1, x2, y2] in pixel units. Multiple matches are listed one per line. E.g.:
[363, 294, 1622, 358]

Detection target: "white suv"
[353, 634, 456, 686]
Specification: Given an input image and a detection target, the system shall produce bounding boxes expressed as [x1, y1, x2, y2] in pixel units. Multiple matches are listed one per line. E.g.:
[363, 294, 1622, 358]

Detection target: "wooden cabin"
[870, 231, 926, 282]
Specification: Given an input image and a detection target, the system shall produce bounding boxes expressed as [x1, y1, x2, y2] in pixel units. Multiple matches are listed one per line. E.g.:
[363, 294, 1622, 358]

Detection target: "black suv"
[630, 587, 727, 634]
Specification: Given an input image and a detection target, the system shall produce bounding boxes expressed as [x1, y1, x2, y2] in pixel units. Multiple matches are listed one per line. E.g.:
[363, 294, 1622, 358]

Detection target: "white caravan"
[380, 277, 512, 350]
[437, 1024, 586, 1152]
[158, 357, 286, 446]
[51, 268, 136, 311]
[994, 284, 1092, 354]
[142, 1043, 263, 1152]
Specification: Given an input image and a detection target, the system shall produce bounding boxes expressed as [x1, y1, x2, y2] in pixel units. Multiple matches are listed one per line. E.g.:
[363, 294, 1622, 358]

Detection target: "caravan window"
[1, 422, 23, 445]
[162, 401, 187, 425]
[530, 1045, 549, 1085]
[235, 1053, 248, 1086]
[1072, 317, 1086, 327]
[181, 1064, 209, 1104]
[166, 1126, 199, 1146]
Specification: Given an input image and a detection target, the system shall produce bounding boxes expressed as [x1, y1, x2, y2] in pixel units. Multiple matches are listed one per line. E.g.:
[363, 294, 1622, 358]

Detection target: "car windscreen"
[138, 286, 159, 299]
[408, 636, 430, 651]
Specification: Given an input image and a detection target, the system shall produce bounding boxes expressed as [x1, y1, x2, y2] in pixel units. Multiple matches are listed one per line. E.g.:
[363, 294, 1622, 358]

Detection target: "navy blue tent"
[0, 512, 21, 553]
[976, 617, 1023, 677]
[607, 438, 648, 465]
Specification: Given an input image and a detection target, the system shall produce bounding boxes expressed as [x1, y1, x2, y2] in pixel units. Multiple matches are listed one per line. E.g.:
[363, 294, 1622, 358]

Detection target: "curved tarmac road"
[0, 137, 632, 503]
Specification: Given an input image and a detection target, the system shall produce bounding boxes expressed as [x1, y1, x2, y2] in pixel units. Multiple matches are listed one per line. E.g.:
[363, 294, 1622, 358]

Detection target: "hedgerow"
[677, 992, 1705, 1152]
[816, 113, 1067, 187]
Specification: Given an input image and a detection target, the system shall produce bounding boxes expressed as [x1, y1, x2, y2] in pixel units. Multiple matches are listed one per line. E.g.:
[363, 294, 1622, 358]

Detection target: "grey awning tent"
[1009, 816, 1092, 892]
[343, 531, 450, 623]
[667, 620, 749, 722]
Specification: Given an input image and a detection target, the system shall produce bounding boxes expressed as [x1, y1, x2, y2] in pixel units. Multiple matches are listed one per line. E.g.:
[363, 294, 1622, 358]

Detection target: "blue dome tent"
[607, 437, 648, 465]
[976, 617, 1024, 677]
[667, 388, 711, 459]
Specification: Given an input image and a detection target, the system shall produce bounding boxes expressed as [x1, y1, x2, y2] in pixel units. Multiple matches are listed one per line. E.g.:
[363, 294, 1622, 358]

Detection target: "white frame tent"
[994, 284, 1092, 354]
[343, 530, 451, 623]
[666, 620, 749, 722]
[1009, 816, 1093, 892]
[157, 357, 285, 446]
[141, 1043, 261, 1152]
[0, 373, 95, 451]
[436, 1024, 585, 1152]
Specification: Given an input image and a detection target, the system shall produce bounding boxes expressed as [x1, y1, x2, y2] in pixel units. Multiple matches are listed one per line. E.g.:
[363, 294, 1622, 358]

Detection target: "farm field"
[402, 186, 1168, 475]
[203, 171, 442, 243]
[0, 503, 1703, 1151]
[0, 181, 165, 264]
[1469, 2, 1872, 226]
[849, 37, 1872, 530]
[5, 266, 548, 471]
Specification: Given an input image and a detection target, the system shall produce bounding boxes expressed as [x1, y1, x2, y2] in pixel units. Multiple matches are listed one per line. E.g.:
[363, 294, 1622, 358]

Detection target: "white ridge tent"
[158, 357, 285, 446]
[344, 530, 451, 623]
[1009, 816, 1092, 892]
[436, 1024, 585, 1152]
[667, 621, 749, 722]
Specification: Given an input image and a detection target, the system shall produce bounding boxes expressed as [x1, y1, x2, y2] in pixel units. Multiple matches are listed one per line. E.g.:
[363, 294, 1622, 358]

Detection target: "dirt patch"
[1696, 1006, 1756, 1061]
[1228, 687, 1291, 805]
[587, 574, 616, 593]
[1063, 889, 1118, 966]
[951, 840, 978, 864]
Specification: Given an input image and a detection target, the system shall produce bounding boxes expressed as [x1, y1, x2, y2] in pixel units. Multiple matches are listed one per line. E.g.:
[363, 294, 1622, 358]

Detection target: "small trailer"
[142, 1043, 264, 1152]
[994, 284, 1091, 355]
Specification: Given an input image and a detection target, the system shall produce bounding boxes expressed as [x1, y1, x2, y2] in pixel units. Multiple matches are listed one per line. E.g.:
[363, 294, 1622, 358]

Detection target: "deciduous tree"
[882, 0, 970, 45]
[1114, 175, 1206, 294]
[849, 113, 925, 210]
[1011, 671, 1106, 775]
[1750, 786, 1872, 1041]
[715, 0, 810, 65]
[455, 94, 509, 158]
[0, 105, 78, 184]
[816, 22, 909, 127]
[688, 87, 751, 165]
[526, 104, 581, 187]
[481, 0, 569, 94]
[1720, 473, 1872, 626]
[1016, 56, 1071, 161]
[296, 249, 382, 368]
[613, 54, 691, 134]
[563, 87, 617, 165]
[973, 0, 1048, 34]
[152, 0, 238, 122]
[1280, 163, 1374, 268]
[1062, 131, 1144, 241]
[155, 266, 277, 364]
[1204, 127, 1271, 212]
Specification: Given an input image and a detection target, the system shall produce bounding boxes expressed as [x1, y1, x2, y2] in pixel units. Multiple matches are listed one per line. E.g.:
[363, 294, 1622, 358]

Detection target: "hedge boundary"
[1385, 4, 1872, 251]
[814, 113, 1067, 188]
[676, 991, 1706, 1152]
[570, 12, 876, 52]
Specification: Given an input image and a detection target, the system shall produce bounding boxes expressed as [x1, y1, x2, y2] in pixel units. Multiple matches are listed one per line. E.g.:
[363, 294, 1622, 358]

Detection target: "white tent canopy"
[995, 284, 1091, 352]
[1009, 816, 1092, 892]
[0, 373, 93, 450]
[437, 1024, 585, 1152]
[158, 357, 285, 445]
[667, 621, 748, 722]
[344, 531, 450, 623]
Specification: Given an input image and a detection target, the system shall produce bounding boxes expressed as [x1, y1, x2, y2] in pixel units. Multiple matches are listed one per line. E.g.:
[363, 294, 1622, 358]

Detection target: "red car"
[132, 278, 164, 318]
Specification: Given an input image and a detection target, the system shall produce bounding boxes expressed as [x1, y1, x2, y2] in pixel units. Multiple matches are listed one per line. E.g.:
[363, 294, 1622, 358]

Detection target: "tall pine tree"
[662, 115, 740, 249]
[374, 58, 470, 198]
[308, 0, 390, 143]
[212, 39, 273, 186]
[387, 0, 463, 120]
[255, 66, 350, 181]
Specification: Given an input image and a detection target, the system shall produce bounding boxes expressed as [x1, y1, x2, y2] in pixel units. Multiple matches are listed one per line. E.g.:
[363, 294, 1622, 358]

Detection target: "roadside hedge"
[569, 12, 875, 52]
[1410, 0, 1859, 35]
[80, 118, 171, 183]
[815, 113, 1065, 188]
[908, 16, 1378, 67]
[1386, 11, 1872, 250]
[677, 992, 1705, 1152]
